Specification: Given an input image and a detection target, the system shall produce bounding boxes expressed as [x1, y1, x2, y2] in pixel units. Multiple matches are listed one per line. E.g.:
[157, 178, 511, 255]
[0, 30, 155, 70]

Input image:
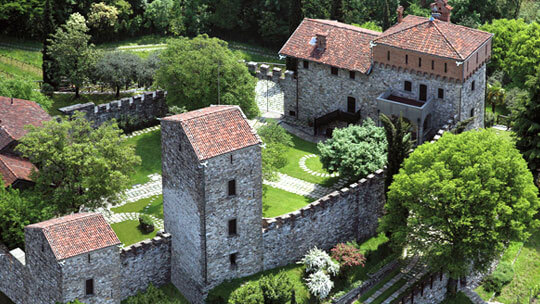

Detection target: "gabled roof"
[374, 15, 492, 60]
[0, 96, 51, 150]
[0, 154, 36, 187]
[279, 18, 381, 74]
[162, 106, 261, 161]
[26, 213, 120, 260]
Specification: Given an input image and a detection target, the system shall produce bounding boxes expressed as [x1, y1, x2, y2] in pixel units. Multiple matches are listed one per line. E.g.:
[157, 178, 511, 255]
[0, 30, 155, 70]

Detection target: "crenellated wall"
[58, 91, 168, 130]
[262, 169, 386, 270]
[120, 232, 172, 299]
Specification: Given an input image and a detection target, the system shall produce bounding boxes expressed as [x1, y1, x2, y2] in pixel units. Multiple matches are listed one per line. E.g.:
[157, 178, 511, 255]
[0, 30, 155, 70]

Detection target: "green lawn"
[0, 47, 42, 67]
[356, 268, 401, 303]
[111, 195, 164, 219]
[111, 220, 157, 246]
[440, 291, 474, 304]
[262, 185, 314, 217]
[278, 132, 340, 186]
[0, 59, 41, 80]
[357, 279, 406, 304]
[49, 92, 136, 116]
[124, 129, 162, 185]
[208, 233, 392, 303]
[475, 229, 540, 303]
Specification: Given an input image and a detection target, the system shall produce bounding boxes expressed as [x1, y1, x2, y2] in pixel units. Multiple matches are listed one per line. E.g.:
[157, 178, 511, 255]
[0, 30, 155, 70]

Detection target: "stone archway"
[255, 79, 284, 115]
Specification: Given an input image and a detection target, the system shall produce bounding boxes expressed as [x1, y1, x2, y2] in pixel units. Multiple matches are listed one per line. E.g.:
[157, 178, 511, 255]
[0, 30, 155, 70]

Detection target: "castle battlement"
[120, 232, 171, 258]
[246, 61, 295, 82]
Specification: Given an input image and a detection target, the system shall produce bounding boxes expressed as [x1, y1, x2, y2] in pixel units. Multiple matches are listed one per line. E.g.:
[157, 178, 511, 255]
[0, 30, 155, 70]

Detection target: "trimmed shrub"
[331, 243, 366, 269]
[228, 281, 264, 304]
[139, 214, 155, 233]
[483, 262, 514, 294]
[259, 272, 292, 304]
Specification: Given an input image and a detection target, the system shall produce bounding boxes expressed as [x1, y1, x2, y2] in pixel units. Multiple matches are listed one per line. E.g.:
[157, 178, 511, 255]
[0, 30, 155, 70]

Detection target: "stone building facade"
[278, 8, 492, 143]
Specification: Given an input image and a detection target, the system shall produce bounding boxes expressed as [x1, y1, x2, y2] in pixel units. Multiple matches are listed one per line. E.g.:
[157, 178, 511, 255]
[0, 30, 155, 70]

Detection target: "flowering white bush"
[306, 270, 333, 299]
[298, 247, 340, 275]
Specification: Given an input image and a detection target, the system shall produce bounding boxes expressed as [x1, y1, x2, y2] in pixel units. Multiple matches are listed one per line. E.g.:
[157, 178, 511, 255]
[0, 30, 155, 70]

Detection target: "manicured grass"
[49, 92, 136, 116]
[124, 129, 162, 185]
[209, 233, 393, 303]
[111, 195, 164, 219]
[305, 155, 328, 173]
[111, 220, 157, 246]
[278, 132, 340, 186]
[440, 291, 474, 304]
[367, 279, 406, 304]
[482, 229, 540, 304]
[262, 185, 314, 217]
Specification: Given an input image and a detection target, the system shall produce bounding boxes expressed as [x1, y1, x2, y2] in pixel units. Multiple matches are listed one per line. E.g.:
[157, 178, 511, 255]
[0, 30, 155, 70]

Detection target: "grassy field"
[111, 220, 158, 246]
[278, 132, 341, 186]
[208, 233, 392, 303]
[111, 195, 164, 219]
[0, 48, 41, 67]
[124, 129, 162, 185]
[262, 185, 314, 217]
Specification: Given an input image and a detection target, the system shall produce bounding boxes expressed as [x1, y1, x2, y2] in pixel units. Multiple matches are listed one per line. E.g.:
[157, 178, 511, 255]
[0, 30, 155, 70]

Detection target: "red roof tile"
[279, 18, 381, 73]
[26, 213, 120, 260]
[0, 96, 51, 150]
[0, 154, 36, 186]
[163, 106, 261, 160]
[374, 15, 492, 60]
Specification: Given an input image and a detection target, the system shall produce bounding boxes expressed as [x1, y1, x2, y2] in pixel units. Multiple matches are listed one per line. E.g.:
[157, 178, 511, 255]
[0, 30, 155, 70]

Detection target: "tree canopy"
[94, 51, 142, 97]
[258, 121, 293, 181]
[0, 77, 52, 110]
[155, 35, 259, 118]
[16, 113, 140, 214]
[379, 130, 539, 294]
[318, 119, 387, 180]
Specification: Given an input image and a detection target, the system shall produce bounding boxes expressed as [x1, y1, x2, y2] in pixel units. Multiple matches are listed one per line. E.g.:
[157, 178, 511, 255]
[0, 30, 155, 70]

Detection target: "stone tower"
[161, 105, 264, 303]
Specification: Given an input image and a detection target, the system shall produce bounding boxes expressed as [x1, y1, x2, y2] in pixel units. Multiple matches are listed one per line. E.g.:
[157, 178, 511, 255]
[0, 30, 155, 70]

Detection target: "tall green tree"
[379, 114, 412, 193]
[41, 0, 57, 90]
[87, 2, 119, 40]
[16, 113, 140, 214]
[380, 130, 540, 296]
[318, 119, 387, 180]
[48, 13, 97, 98]
[155, 35, 259, 118]
[258, 121, 293, 181]
[512, 68, 540, 174]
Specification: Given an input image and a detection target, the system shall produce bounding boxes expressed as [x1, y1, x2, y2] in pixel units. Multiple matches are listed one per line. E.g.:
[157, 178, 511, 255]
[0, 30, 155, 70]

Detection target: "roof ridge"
[432, 21, 464, 60]
[33, 213, 97, 229]
[0, 154, 17, 181]
[178, 105, 237, 122]
[308, 18, 380, 36]
[374, 17, 430, 42]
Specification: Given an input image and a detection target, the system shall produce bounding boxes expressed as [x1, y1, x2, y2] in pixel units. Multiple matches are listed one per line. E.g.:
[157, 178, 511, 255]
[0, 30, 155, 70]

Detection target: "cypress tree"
[286, 0, 303, 71]
[41, 0, 58, 90]
[379, 113, 412, 194]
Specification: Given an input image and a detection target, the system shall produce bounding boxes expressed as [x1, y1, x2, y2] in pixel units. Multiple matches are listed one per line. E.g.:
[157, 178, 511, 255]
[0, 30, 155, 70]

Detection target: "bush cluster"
[227, 272, 292, 304]
[331, 243, 366, 269]
[483, 262, 514, 294]
[138, 214, 155, 233]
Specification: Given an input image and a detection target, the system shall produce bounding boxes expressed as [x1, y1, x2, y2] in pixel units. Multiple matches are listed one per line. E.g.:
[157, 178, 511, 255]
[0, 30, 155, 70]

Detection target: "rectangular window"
[418, 57, 422, 67]
[404, 81, 412, 92]
[88, 254, 91, 264]
[438, 88, 444, 99]
[470, 108, 475, 117]
[444, 62, 447, 73]
[431, 60, 434, 70]
[387, 50, 390, 61]
[347, 97, 356, 113]
[230, 253, 237, 268]
[349, 71, 355, 79]
[331, 66, 338, 75]
[405, 54, 408, 64]
[85, 279, 94, 296]
[289, 110, 296, 116]
[228, 180, 236, 196]
[303, 61, 309, 69]
[230, 155, 233, 164]
[228, 219, 237, 236]
[471, 80, 475, 91]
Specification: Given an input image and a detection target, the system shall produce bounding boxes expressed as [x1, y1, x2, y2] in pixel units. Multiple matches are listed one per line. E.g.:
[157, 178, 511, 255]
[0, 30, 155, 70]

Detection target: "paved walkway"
[263, 172, 347, 199]
[125, 125, 160, 139]
[363, 257, 420, 304]
[299, 154, 340, 178]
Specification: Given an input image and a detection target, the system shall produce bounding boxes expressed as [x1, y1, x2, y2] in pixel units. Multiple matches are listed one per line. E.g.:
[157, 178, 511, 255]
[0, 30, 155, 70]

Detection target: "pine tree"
[379, 114, 412, 193]
[286, 0, 303, 71]
[41, 0, 57, 90]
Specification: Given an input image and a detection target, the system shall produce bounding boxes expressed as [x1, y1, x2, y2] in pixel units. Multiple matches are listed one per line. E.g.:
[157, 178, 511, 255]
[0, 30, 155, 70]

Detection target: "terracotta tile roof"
[0, 96, 51, 150]
[0, 154, 36, 186]
[163, 105, 261, 161]
[26, 213, 120, 260]
[279, 18, 381, 73]
[374, 15, 492, 60]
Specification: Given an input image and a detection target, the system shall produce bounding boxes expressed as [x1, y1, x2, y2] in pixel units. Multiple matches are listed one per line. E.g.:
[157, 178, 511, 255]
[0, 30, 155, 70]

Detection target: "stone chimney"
[430, 0, 452, 22]
[316, 32, 328, 51]
[397, 6, 404, 23]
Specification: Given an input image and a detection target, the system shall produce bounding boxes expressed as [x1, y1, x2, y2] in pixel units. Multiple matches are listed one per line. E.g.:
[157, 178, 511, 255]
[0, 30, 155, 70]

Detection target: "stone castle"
[0, 3, 493, 303]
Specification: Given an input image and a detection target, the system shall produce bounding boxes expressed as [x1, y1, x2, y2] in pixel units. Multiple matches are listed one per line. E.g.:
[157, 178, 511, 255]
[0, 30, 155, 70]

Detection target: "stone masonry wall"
[60, 246, 121, 304]
[58, 91, 167, 129]
[0, 245, 32, 304]
[204, 145, 264, 289]
[262, 169, 385, 270]
[120, 233, 172, 299]
[460, 64, 486, 129]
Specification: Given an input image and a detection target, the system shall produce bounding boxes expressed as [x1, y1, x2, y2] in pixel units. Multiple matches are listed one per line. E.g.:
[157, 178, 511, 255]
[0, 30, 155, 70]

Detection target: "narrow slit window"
[418, 57, 422, 67]
[228, 219, 237, 236]
[230, 253, 237, 268]
[331, 66, 338, 75]
[85, 279, 94, 296]
[470, 108, 475, 117]
[228, 180, 236, 196]
[476, 53, 479, 64]
[444, 62, 447, 73]
[405, 54, 408, 64]
[438, 88, 444, 99]
[404, 81, 412, 92]
[431, 60, 434, 70]
[230, 154, 233, 164]
[303, 61, 309, 69]
[471, 80, 475, 91]
[349, 71, 355, 79]
[387, 50, 390, 61]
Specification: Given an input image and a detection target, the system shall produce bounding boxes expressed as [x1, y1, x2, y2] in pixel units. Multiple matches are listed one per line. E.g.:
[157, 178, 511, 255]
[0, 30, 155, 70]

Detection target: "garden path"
[263, 172, 347, 199]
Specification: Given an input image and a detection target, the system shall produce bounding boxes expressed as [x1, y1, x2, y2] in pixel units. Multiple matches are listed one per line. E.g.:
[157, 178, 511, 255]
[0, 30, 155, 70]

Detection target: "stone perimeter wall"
[262, 169, 386, 270]
[58, 91, 168, 129]
[0, 245, 32, 304]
